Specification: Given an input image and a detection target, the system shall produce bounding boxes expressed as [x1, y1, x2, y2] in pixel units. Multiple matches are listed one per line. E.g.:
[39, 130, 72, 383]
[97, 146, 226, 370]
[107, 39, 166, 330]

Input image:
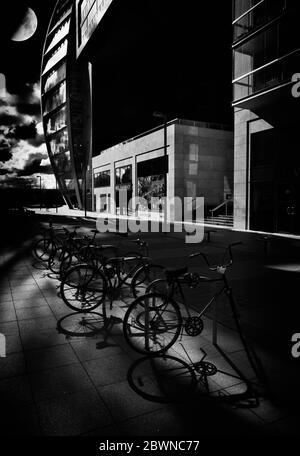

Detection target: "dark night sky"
[0, 0, 233, 187]
[1, 1, 56, 92]
[0, 1, 56, 188]
[91, 0, 233, 151]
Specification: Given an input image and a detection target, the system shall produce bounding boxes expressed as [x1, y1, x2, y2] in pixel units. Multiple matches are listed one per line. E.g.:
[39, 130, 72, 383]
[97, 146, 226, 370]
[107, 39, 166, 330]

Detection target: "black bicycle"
[123, 243, 242, 355]
[59, 239, 164, 312]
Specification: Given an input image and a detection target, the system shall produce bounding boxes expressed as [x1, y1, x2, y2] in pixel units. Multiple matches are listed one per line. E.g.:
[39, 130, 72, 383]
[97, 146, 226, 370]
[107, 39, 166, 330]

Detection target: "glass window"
[52, 2, 72, 27]
[94, 170, 110, 188]
[138, 175, 165, 202]
[233, 1, 287, 40]
[234, 24, 279, 80]
[43, 62, 66, 94]
[234, 50, 299, 101]
[53, 151, 72, 178]
[80, 0, 95, 24]
[42, 39, 68, 75]
[79, 0, 112, 47]
[137, 156, 168, 178]
[44, 82, 66, 114]
[45, 20, 70, 54]
[115, 165, 132, 187]
[46, 107, 67, 135]
[233, 0, 261, 21]
[49, 128, 69, 155]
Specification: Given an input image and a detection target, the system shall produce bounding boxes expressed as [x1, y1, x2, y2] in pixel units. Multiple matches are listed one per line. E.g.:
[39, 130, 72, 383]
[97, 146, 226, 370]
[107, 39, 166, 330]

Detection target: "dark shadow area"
[56, 311, 107, 338]
[126, 352, 263, 435]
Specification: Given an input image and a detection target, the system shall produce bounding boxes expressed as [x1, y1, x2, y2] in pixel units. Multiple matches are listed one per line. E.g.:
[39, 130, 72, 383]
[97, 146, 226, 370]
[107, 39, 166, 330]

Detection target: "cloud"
[0, 140, 47, 174]
[0, 76, 54, 187]
[0, 135, 13, 162]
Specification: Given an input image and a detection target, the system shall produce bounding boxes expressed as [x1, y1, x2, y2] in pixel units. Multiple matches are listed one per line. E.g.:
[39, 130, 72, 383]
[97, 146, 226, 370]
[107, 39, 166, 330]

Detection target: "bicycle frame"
[104, 254, 149, 290]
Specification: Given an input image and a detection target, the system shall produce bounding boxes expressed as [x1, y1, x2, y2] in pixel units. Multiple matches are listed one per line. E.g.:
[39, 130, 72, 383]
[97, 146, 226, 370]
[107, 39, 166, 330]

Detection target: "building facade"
[232, 0, 300, 234]
[92, 119, 233, 221]
[41, 1, 233, 213]
[41, 0, 113, 209]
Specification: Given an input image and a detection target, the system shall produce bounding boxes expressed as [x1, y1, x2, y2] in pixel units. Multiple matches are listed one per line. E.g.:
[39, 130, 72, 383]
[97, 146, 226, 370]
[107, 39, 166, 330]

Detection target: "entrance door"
[250, 181, 275, 232]
[277, 181, 300, 234]
[250, 127, 300, 235]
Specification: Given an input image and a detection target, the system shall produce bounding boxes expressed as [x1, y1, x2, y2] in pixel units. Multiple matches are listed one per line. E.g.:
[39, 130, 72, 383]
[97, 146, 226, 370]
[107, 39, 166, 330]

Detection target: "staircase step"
[204, 214, 234, 227]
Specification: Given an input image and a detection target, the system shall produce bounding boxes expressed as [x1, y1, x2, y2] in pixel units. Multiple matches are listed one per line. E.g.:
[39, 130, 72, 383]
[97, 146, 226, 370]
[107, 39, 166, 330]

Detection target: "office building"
[233, 0, 300, 234]
[92, 119, 233, 222]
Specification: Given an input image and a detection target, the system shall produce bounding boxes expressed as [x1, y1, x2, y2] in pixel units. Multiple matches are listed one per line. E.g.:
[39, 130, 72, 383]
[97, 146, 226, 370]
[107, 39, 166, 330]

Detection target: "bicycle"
[122, 242, 243, 355]
[32, 221, 73, 262]
[59, 239, 164, 312]
[48, 228, 115, 278]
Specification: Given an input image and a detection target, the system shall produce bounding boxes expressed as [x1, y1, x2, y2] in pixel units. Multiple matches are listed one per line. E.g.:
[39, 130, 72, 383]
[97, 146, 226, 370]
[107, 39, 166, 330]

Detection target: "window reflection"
[44, 82, 66, 114]
[46, 107, 67, 135]
[46, 20, 70, 54]
[49, 128, 69, 155]
[233, 0, 261, 21]
[80, 0, 95, 24]
[43, 40, 68, 74]
[115, 165, 132, 187]
[233, 0, 287, 40]
[94, 170, 110, 187]
[64, 179, 75, 189]
[43, 62, 66, 93]
[234, 25, 278, 80]
[79, 0, 112, 46]
[53, 151, 72, 177]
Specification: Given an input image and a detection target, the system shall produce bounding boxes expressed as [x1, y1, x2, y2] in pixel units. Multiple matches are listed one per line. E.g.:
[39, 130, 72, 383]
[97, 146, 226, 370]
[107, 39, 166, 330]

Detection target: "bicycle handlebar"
[131, 238, 148, 247]
[189, 242, 242, 270]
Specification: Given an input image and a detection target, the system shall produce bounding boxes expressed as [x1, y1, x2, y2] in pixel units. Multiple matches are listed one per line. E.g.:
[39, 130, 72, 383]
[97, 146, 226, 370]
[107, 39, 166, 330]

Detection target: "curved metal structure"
[41, 0, 85, 208]
[41, 0, 115, 209]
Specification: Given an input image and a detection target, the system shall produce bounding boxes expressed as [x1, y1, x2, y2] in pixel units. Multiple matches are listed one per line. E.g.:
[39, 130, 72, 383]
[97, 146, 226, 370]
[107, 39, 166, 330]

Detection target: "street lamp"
[55, 177, 58, 213]
[37, 175, 42, 210]
[153, 111, 168, 230]
[84, 167, 87, 218]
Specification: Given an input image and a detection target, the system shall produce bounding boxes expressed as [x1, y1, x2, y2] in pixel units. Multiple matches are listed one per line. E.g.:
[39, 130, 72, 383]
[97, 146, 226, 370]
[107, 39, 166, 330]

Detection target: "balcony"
[233, 0, 287, 43]
[233, 49, 300, 106]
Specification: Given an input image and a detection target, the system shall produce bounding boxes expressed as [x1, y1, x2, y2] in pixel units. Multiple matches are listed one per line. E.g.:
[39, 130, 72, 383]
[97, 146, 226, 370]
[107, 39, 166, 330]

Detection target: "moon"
[11, 8, 38, 42]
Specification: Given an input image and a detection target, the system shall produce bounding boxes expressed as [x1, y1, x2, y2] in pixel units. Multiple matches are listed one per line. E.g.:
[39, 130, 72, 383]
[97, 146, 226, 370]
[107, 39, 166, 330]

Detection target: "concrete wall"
[233, 107, 273, 230]
[92, 120, 234, 220]
[174, 124, 233, 209]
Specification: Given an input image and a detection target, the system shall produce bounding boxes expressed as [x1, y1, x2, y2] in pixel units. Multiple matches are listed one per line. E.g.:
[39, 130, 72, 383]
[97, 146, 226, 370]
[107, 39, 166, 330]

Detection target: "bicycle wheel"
[57, 311, 107, 337]
[59, 250, 82, 280]
[48, 245, 68, 274]
[131, 263, 165, 298]
[146, 278, 185, 305]
[127, 354, 197, 403]
[146, 278, 169, 295]
[60, 264, 108, 312]
[123, 293, 182, 355]
[33, 238, 57, 262]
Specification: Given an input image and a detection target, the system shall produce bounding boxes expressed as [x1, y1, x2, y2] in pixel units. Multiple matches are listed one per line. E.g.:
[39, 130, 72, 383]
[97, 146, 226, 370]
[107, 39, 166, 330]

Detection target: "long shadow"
[126, 352, 265, 435]
[0, 211, 43, 277]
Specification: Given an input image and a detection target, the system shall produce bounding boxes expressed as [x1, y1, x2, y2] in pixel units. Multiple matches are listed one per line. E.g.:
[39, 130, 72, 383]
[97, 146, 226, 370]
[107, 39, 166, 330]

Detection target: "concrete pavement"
[0, 213, 300, 435]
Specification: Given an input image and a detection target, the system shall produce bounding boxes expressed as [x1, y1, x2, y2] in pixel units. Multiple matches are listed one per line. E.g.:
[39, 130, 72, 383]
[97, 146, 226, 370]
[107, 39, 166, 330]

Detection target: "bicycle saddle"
[106, 257, 123, 264]
[165, 266, 188, 280]
[101, 244, 117, 250]
[88, 244, 114, 250]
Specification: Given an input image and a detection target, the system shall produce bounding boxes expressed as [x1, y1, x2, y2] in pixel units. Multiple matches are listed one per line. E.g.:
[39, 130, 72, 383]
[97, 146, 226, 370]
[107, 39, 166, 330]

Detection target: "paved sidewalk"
[0, 218, 300, 436]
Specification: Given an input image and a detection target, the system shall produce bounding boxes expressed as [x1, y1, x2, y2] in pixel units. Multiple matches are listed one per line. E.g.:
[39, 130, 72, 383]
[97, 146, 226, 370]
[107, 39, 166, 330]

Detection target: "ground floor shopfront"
[234, 105, 300, 235]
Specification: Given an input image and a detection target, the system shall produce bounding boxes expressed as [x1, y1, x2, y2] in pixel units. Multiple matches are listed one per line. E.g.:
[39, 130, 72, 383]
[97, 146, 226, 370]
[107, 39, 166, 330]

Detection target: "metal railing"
[209, 199, 233, 218]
